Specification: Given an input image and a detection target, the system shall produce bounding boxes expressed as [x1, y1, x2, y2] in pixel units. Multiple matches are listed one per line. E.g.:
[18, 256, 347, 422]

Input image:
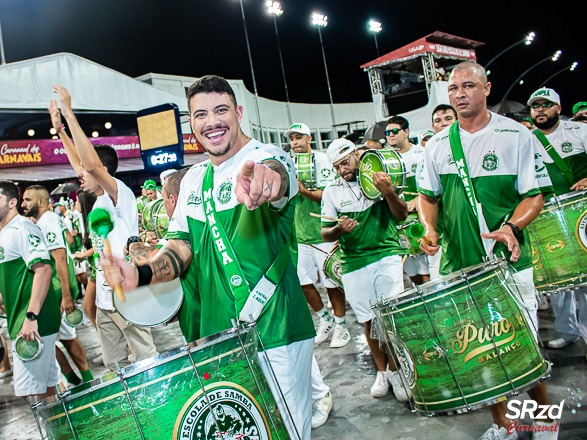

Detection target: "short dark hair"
[0, 181, 20, 202]
[431, 104, 457, 122]
[94, 144, 118, 175]
[186, 75, 237, 114]
[386, 115, 409, 130]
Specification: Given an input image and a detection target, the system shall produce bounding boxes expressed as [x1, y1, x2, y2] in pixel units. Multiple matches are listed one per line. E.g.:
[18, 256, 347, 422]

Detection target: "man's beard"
[534, 113, 559, 130]
[207, 141, 232, 157]
[23, 204, 39, 218]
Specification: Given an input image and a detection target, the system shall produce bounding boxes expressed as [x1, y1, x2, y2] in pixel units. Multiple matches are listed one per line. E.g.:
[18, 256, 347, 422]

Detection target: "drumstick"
[309, 212, 343, 223]
[421, 236, 432, 245]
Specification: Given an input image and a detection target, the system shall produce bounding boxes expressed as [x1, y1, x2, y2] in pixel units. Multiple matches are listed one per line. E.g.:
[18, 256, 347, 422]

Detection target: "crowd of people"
[1, 61, 586, 440]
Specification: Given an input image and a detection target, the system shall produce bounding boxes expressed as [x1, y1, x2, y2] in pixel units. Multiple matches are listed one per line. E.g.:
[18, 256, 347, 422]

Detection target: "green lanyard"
[449, 122, 480, 219]
[202, 164, 251, 302]
[533, 129, 575, 186]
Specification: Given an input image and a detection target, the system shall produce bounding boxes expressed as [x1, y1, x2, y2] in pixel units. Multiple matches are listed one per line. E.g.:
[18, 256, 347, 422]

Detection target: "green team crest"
[217, 181, 233, 205]
[321, 168, 332, 178]
[561, 142, 573, 153]
[482, 152, 499, 171]
[0, 246, 4, 260]
[46, 232, 57, 244]
[447, 154, 456, 165]
[28, 234, 41, 248]
[411, 163, 418, 173]
[174, 382, 269, 440]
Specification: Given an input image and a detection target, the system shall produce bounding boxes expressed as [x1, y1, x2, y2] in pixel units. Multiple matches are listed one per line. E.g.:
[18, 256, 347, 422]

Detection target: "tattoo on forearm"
[130, 244, 151, 265]
[152, 246, 185, 281]
[263, 160, 288, 197]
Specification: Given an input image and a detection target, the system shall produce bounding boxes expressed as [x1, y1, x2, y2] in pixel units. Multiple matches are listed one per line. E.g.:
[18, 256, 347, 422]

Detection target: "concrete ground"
[1, 293, 586, 440]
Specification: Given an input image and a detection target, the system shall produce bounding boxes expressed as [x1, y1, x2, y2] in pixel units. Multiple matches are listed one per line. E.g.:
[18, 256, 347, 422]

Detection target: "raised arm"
[49, 99, 82, 174]
[53, 85, 119, 203]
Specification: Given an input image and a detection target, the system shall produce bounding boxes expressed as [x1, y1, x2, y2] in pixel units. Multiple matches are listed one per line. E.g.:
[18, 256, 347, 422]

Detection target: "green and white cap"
[283, 122, 311, 138]
[326, 138, 356, 165]
[528, 87, 560, 106]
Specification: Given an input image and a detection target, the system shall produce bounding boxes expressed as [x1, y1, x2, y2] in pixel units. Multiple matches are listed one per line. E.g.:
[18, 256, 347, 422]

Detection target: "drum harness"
[202, 164, 290, 323]
[533, 129, 575, 185]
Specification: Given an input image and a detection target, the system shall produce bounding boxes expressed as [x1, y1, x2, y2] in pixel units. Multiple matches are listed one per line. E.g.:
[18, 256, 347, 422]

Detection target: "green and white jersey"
[418, 112, 553, 275]
[36, 211, 79, 302]
[70, 210, 85, 253]
[294, 150, 336, 244]
[167, 140, 315, 350]
[400, 144, 425, 202]
[90, 177, 139, 310]
[535, 120, 587, 196]
[321, 178, 405, 274]
[0, 215, 61, 339]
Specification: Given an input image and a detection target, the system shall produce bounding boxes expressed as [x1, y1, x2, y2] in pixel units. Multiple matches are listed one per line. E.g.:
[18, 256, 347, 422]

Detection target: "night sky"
[1, 0, 584, 115]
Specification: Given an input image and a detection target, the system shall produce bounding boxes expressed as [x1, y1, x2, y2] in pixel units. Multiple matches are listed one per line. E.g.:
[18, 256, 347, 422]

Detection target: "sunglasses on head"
[385, 128, 403, 136]
[530, 102, 556, 110]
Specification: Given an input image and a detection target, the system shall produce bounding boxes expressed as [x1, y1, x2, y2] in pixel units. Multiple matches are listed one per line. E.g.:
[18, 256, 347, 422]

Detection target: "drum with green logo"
[295, 153, 317, 190]
[322, 244, 344, 290]
[32, 324, 291, 439]
[63, 308, 84, 328]
[397, 213, 425, 255]
[14, 335, 44, 362]
[151, 198, 169, 239]
[373, 258, 549, 414]
[526, 190, 587, 293]
[358, 149, 406, 200]
[141, 199, 162, 233]
[135, 196, 149, 218]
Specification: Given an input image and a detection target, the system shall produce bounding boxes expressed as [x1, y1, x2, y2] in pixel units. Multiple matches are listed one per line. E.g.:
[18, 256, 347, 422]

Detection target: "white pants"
[510, 268, 539, 340]
[550, 287, 587, 340]
[403, 253, 430, 277]
[13, 333, 60, 397]
[341, 255, 404, 323]
[58, 317, 76, 341]
[311, 354, 329, 400]
[297, 242, 337, 288]
[259, 338, 313, 440]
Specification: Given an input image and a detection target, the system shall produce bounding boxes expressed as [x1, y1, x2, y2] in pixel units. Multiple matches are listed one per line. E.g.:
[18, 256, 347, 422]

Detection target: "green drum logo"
[174, 382, 270, 440]
[387, 332, 417, 389]
[576, 210, 587, 252]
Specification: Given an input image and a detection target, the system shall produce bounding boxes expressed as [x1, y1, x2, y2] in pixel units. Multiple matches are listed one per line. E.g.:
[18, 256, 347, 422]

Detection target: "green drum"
[358, 148, 406, 200]
[295, 153, 317, 190]
[322, 244, 343, 290]
[373, 259, 549, 414]
[64, 308, 84, 328]
[152, 198, 169, 239]
[141, 199, 163, 233]
[32, 324, 291, 440]
[526, 190, 587, 293]
[136, 196, 149, 220]
[397, 213, 425, 255]
[14, 335, 44, 362]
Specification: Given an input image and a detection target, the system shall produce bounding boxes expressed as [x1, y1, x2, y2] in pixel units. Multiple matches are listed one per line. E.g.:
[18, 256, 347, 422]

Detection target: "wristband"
[136, 264, 153, 286]
[504, 221, 521, 238]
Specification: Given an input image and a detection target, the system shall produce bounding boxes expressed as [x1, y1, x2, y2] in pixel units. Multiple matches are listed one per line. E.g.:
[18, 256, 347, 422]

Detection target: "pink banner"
[0, 134, 203, 169]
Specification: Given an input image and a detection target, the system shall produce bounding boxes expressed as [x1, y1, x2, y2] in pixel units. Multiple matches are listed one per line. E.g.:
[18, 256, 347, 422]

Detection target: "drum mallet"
[88, 208, 126, 302]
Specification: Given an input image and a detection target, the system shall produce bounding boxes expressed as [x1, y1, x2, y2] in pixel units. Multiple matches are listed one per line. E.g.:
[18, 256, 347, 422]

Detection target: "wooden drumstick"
[309, 212, 343, 223]
[421, 235, 432, 246]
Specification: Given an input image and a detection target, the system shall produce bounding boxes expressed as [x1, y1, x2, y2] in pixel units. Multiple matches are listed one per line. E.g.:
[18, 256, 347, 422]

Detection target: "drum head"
[14, 336, 44, 362]
[64, 308, 84, 327]
[141, 199, 162, 231]
[113, 278, 184, 326]
[358, 149, 406, 200]
[152, 200, 169, 239]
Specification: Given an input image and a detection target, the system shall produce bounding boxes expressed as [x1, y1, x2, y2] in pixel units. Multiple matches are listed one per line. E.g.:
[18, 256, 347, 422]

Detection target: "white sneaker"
[370, 371, 389, 398]
[0, 369, 13, 379]
[532, 421, 560, 440]
[387, 370, 411, 402]
[477, 423, 518, 440]
[315, 319, 334, 345]
[547, 336, 580, 349]
[330, 324, 351, 348]
[311, 391, 333, 428]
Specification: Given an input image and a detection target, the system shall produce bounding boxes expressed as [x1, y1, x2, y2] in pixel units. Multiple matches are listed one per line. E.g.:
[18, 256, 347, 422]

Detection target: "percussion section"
[294, 153, 318, 190]
[373, 259, 550, 414]
[32, 325, 291, 440]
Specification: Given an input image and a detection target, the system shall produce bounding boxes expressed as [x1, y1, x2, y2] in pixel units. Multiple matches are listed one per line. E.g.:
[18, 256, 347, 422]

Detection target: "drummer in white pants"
[547, 289, 587, 348]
